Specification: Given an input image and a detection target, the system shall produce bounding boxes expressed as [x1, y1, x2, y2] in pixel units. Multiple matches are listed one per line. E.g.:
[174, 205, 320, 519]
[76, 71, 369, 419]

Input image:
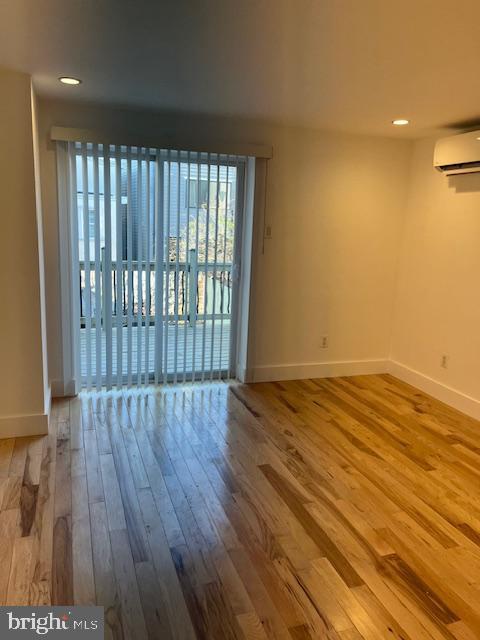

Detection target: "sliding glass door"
[65, 142, 244, 390]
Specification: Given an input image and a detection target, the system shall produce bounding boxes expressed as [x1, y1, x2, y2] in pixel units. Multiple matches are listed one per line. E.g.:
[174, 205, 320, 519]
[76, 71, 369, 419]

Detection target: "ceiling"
[1, 0, 480, 137]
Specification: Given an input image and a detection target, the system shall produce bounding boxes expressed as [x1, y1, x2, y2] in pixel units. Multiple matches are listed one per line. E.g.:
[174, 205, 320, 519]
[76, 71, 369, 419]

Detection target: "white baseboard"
[252, 359, 389, 383]
[0, 411, 49, 439]
[388, 360, 480, 420]
[251, 358, 480, 420]
[48, 360, 480, 422]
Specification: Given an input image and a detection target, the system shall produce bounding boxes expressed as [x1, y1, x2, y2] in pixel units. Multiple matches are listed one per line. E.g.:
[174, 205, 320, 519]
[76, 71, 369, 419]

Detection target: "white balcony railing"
[79, 248, 232, 329]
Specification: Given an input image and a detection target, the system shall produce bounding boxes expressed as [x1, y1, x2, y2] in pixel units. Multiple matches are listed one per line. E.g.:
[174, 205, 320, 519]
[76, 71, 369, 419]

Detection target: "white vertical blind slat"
[201, 155, 211, 381]
[81, 143, 92, 390]
[182, 152, 191, 383]
[228, 154, 241, 379]
[163, 150, 171, 384]
[115, 146, 123, 388]
[154, 150, 164, 384]
[218, 156, 230, 379]
[191, 153, 201, 383]
[209, 155, 221, 380]
[104, 145, 113, 390]
[144, 151, 152, 386]
[126, 149, 134, 387]
[173, 150, 181, 383]
[136, 147, 144, 386]
[93, 144, 102, 390]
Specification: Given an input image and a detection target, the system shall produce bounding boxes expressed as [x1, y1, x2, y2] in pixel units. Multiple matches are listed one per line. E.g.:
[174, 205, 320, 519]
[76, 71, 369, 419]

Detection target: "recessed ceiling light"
[59, 76, 82, 85]
[392, 119, 409, 126]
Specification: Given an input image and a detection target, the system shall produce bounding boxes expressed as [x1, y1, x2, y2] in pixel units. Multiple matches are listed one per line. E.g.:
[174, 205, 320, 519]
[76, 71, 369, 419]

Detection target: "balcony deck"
[79, 319, 231, 382]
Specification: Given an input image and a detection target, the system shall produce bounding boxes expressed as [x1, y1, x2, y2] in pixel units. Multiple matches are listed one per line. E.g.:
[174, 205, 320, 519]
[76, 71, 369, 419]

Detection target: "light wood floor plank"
[109, 528, 148, 640]
[3, 374, 480, 638]
[90, 501, 123, 640]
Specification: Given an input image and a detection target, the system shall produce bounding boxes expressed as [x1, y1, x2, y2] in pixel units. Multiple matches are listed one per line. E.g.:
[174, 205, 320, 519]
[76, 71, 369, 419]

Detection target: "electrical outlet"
[265, 225, 272, 239]
[441, 354, 449, 369]
[320, 336, 328, 349]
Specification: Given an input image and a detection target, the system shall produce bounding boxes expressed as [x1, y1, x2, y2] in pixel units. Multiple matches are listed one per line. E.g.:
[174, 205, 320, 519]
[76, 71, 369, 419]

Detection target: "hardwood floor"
[2, 374, 480, 638]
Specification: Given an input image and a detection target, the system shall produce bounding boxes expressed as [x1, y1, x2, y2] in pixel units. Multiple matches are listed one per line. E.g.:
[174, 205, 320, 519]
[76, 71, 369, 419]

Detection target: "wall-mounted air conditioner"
[434, 130, 480, 175]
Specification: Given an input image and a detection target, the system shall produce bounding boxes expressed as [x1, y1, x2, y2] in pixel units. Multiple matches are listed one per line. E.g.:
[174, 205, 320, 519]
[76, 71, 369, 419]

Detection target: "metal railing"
[79, 249, 232, 328]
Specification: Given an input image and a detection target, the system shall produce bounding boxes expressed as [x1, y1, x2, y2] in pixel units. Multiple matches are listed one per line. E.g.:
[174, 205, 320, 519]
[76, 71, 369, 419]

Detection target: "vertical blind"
[63, 141, 245, 391]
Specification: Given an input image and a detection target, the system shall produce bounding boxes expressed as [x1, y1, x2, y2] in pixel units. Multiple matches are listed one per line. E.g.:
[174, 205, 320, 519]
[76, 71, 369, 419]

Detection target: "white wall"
[391, 137, 480, 417]
[37, 97, 412, 389]
[0, 68, 49, 436]
[248, 125, 412, 381]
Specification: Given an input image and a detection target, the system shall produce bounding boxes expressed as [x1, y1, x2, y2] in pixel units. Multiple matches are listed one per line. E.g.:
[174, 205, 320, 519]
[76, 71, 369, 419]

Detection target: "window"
[186, 177, 231, 210]
[64, 142, 245, 390]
